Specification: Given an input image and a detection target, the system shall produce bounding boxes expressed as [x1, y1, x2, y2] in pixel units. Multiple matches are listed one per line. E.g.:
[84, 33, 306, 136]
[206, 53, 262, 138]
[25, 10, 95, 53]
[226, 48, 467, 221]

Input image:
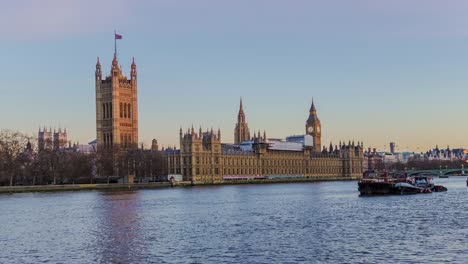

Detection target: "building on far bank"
[38, 127, 67, 151]
[166, 100, 364, 184]
[95, 53, 138, 149]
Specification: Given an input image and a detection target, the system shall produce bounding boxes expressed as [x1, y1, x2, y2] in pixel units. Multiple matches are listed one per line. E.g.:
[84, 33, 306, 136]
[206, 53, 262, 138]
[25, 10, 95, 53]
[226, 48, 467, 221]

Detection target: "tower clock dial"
[307, 126, 314, 133]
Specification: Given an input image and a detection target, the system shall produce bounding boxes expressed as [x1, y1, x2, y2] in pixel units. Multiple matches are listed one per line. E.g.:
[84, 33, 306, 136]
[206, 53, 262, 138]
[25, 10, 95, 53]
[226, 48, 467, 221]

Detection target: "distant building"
[363, 148, 382, 171]
[74, 140, 97, 154]
[285, 135, 314, 146]
[166, 100, 364, 184]
[38, 127, 67, 151]
[38, 127, 53, 150]
[390, 142, 396, 154]
[53, 128, 68, 150]
[151, 139, 159, 151]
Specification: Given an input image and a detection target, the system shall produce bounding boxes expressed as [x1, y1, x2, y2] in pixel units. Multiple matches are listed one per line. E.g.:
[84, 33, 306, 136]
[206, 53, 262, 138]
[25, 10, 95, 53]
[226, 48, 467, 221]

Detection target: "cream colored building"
[166, 101, 364, 183]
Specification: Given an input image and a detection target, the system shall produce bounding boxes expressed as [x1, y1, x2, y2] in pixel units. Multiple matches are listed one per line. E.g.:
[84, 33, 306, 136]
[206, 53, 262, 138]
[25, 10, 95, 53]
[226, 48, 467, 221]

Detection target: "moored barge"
[358, 173, 447, 196]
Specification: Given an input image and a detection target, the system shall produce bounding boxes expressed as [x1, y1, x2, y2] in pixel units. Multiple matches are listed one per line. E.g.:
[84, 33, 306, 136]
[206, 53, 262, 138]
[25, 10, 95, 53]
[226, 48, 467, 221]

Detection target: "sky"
[1, 0, 468, 152]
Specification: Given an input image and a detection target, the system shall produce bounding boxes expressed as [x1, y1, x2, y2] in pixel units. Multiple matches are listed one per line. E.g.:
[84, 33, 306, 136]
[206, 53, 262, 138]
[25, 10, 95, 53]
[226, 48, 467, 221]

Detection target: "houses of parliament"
[95, 51, 363, 184]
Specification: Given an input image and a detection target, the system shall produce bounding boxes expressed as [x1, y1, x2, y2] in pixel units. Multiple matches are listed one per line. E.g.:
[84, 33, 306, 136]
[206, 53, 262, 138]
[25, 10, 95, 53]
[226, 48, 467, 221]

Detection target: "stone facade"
[38, 127, 67, 151]
[166, 101, 364, 184]
[234, 98, 250, 144]
[95, 54, 138, 148]
[306, 99, 321, 152]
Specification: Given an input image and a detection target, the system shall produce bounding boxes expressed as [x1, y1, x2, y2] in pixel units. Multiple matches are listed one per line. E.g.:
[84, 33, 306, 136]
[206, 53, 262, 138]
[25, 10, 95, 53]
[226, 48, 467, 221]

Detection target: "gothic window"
[128, 104, 131, 118]
[120, 103, 123, 118]
[123, 103, 127, 118]
[102, 103, 105, 119]
[110, 103, 112, 118]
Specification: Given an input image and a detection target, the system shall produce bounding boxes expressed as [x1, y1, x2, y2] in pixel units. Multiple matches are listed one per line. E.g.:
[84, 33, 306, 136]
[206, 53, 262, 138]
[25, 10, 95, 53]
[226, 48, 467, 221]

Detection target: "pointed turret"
[234, 97, 251, 144]
[309, 98, 316, 113]
[111, 53, 120, 76]
[95, 57, 102, 79]
[131, 57, 137, 79]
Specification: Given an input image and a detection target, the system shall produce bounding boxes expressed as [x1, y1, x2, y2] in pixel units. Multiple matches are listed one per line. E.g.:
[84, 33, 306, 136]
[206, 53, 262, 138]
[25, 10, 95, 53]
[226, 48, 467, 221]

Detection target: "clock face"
[307, 126, 314, 133]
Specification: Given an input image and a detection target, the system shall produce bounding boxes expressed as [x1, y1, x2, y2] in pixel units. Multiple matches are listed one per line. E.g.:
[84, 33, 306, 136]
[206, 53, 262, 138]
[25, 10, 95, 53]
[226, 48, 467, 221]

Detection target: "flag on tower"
[115, 33, 122, 39]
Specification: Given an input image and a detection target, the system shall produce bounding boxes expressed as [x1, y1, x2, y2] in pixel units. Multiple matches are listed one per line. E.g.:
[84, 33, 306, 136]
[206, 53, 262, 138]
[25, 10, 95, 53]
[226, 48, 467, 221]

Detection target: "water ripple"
[0, 178, 467, 263]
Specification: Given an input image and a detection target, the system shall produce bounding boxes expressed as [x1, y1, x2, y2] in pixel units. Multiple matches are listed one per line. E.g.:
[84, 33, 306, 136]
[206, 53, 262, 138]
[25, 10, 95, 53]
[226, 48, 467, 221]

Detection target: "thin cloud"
[0, 0, 133, 40]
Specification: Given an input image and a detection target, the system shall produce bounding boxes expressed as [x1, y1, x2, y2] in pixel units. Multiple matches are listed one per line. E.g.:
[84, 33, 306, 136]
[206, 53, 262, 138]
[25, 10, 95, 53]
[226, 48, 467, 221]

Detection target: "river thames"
[0, 178, 467, 264]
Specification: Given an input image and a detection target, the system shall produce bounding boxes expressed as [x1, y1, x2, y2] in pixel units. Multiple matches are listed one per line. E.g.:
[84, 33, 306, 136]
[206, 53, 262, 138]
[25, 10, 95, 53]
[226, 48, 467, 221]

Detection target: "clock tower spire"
[305, 98, 321, 152]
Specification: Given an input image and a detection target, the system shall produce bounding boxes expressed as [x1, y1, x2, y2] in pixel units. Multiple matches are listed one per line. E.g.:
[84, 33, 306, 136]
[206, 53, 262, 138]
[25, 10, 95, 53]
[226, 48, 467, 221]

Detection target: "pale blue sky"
[1, 0, 468, 151]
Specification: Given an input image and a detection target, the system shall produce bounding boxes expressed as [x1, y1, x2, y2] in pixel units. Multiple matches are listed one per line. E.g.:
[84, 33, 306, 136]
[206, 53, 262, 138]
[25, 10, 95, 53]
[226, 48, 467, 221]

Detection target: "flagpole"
[114, 30, 117, 57]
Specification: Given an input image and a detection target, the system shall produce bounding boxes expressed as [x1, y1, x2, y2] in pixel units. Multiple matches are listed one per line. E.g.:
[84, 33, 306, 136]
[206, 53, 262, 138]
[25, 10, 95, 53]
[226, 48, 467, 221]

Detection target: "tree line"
[374, 158, 467, 172]
[0, 130, 167, 186]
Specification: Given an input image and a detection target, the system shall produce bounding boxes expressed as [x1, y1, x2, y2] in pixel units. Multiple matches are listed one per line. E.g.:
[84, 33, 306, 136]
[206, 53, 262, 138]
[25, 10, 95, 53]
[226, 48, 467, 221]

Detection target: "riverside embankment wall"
[0, 176, 360, 194]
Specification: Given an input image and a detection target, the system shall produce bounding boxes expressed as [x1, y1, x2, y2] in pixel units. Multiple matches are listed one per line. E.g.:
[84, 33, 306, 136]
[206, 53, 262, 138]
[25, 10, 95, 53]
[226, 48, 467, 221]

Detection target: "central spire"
[238, 97, 245, 123]
[234, 96, 250, 144]
[309, 98, 316, 113]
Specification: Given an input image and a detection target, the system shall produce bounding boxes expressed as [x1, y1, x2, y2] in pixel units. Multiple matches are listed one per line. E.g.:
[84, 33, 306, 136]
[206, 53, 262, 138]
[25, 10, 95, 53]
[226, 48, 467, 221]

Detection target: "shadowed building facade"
[166, 100, 364, 183]
[95, 54, 138, 148]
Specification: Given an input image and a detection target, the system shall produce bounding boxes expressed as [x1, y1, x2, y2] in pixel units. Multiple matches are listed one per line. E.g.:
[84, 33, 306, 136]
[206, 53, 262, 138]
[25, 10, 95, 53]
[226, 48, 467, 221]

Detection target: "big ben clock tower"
[306, 99, 321, 152]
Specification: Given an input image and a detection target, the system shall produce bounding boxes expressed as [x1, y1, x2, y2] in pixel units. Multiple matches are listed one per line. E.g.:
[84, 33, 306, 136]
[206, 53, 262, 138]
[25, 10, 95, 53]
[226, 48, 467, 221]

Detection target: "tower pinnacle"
[234, 97, 251, 144]
[310, 97, 316, 113]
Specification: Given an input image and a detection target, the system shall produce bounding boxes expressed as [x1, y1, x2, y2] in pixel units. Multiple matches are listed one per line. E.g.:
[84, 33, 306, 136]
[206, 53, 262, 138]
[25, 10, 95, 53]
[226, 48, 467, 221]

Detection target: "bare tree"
[0, 130, 31, 186]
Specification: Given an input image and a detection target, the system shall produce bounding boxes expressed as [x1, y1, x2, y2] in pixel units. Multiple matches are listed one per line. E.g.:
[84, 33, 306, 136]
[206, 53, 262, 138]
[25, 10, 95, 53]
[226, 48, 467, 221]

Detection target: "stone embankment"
[0, 176, 360, 194]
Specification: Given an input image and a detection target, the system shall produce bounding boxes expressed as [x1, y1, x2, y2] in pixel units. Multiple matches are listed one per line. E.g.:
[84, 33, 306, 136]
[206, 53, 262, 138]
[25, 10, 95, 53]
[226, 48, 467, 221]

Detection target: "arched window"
[120, 103, 123, 118]
[128, 103, 131, 118]
[102, 103, 105, 119]
[123, 103, 127, 118]
[110, 103, 112, 118]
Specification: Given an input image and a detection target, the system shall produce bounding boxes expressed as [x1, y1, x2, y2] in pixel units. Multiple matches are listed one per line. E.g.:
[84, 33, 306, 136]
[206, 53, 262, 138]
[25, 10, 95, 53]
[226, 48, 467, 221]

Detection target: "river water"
[0, 177, 467, 264]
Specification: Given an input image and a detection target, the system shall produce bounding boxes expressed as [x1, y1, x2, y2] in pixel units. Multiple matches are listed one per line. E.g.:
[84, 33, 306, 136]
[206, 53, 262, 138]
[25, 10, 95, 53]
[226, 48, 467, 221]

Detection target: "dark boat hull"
[358, 181, 396, 195]
[432, 185, 447, 192]
[394, 183, 421, 195]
